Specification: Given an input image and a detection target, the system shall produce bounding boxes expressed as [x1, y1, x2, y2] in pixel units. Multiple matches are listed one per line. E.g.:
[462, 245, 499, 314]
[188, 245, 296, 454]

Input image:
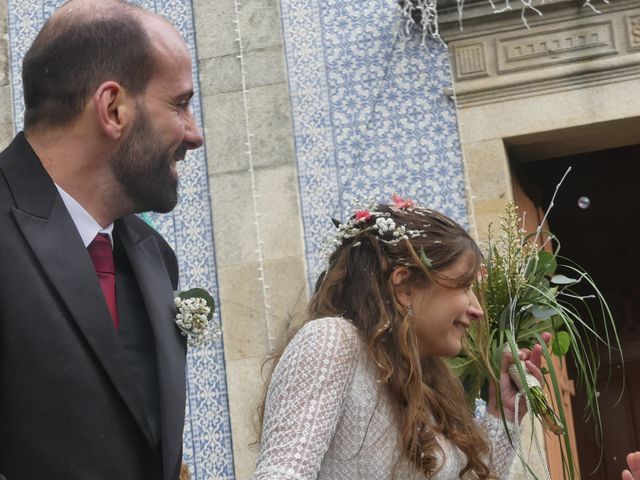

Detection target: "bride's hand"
[487, 333, 550, 423]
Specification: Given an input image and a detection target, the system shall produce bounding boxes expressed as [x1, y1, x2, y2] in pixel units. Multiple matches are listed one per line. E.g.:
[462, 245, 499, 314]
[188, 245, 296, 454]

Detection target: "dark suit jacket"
[0, 133, 187, 480]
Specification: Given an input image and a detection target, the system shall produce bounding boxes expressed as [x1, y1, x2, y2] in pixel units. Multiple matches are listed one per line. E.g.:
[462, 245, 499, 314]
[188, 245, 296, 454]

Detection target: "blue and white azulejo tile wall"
[6, 1, 235, 478]
[279, 0, 469, 289]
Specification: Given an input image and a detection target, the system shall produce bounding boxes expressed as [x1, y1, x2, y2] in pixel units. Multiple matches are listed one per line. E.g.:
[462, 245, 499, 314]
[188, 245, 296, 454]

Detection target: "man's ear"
[93, 81, 133, 140]
[391, 266, 412, 308]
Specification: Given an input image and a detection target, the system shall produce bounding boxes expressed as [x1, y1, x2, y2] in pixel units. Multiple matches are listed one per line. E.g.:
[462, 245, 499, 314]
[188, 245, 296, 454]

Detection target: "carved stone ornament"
[432, 0, 640, 106]
[628, 14, 640, 50]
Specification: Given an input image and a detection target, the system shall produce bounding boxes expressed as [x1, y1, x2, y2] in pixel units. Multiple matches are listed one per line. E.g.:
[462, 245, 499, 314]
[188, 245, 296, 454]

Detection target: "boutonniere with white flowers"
[174, 288, 221, 347]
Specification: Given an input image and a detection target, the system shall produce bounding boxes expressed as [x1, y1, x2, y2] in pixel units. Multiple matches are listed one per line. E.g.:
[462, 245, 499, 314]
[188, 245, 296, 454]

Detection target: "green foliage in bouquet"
[447, 201, 622, 479]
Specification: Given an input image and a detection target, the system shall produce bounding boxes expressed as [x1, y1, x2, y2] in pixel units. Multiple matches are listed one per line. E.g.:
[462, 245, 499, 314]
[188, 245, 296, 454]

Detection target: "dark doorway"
[512, 144, 640, 479]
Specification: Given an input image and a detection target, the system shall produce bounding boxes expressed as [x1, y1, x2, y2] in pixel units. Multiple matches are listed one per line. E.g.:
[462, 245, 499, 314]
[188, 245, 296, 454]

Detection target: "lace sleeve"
[477, 414, 518, 480]
[252, 317, 360, 480]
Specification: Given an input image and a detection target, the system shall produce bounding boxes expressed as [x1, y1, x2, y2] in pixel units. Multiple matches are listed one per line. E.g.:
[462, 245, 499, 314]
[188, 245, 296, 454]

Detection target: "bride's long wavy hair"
[259, 204, 494, 478]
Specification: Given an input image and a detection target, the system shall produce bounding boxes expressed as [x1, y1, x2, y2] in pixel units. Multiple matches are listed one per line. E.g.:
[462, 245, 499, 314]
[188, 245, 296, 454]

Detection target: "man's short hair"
[22, 3, 157, 130]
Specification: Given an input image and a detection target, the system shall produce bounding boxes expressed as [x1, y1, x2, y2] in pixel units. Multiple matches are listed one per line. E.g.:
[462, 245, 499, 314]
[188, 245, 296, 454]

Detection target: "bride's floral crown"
[323, 194, 433, 266]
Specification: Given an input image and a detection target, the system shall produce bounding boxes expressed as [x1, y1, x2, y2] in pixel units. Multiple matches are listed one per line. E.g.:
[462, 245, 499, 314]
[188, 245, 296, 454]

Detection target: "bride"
[252, 198, 544, 479]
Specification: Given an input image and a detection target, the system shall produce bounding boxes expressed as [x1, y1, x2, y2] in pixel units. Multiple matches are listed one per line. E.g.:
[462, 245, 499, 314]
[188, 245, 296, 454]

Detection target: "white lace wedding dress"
[252, 317, 516, 480]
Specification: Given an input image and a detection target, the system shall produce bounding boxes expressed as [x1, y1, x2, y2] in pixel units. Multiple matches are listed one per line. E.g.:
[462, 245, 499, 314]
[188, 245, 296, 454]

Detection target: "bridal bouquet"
[448, 202, 621, 478]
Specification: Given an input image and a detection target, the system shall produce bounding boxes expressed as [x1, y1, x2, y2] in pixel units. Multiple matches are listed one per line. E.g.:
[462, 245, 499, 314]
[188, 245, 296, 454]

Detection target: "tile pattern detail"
[6, 1, 235, 478]
[280, 0, 470, 290]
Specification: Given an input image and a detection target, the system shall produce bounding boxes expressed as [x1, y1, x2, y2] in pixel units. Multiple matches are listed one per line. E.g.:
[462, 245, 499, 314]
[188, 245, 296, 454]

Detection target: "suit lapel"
[116, 218, 186, 478]
[2, 133, 157, 450]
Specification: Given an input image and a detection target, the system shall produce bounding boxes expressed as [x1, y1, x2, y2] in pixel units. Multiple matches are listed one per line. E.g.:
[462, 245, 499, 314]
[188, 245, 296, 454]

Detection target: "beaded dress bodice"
[252, 317, 515, 480]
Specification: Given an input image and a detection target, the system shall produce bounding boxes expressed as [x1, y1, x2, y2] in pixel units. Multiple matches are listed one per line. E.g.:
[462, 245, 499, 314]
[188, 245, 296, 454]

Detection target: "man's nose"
[184, 113, 204, 150]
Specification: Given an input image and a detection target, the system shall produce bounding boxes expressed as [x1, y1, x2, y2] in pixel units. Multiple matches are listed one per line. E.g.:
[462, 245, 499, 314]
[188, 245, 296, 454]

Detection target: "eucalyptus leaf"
[531, 306, 559, 320]
[537, 251, 557, 275]
[552, 331, 572, 357]
[551, 274, 578, 285]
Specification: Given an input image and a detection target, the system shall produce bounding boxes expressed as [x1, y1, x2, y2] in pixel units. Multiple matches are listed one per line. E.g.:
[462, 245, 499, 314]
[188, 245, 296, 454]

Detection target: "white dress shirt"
[55, 184, 114, 248]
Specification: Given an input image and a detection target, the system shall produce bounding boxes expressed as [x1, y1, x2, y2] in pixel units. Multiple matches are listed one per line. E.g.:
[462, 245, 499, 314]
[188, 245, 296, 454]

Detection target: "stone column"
[193, 0, 308, 477]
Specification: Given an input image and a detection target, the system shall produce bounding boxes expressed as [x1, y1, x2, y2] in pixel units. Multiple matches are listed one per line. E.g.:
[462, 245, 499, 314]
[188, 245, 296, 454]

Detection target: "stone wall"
[193, 0, 308, 477]
[0, 0, 12, 148]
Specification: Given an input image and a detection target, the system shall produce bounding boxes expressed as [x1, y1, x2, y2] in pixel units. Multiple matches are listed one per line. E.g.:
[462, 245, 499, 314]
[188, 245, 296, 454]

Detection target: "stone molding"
[628, 13, 640, 50]
[441, 0, 640, 107]
[453, 59, 640, 107]
[454, 43, 489, 79]
[495, 21, 617, 73]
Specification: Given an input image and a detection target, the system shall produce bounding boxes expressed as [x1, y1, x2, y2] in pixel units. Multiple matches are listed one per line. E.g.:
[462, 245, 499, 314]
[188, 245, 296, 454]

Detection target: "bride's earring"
[407, 304, 413, 317]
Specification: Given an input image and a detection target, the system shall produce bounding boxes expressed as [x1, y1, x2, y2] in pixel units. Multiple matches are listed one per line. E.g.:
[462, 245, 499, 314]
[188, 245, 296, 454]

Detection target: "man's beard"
[110, 106, 186, 214]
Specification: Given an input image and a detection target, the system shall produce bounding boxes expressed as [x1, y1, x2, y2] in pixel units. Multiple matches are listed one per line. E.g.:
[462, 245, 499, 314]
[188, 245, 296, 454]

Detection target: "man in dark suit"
[0, 0, 204, 478]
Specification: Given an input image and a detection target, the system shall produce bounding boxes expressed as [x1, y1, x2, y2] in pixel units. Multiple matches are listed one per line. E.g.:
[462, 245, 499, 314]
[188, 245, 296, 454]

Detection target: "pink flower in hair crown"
[392, 193, 414, 209]
[355, 210, 372, 222]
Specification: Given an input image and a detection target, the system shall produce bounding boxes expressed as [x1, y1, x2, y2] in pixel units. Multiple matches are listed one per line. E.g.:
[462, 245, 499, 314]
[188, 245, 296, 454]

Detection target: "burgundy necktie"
[87, 233, 119, 330]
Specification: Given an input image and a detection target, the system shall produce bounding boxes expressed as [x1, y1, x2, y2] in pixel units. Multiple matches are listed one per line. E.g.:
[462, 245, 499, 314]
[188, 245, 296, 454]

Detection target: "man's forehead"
[141, 13, 190, 59]
[141, 15, 194, 96]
